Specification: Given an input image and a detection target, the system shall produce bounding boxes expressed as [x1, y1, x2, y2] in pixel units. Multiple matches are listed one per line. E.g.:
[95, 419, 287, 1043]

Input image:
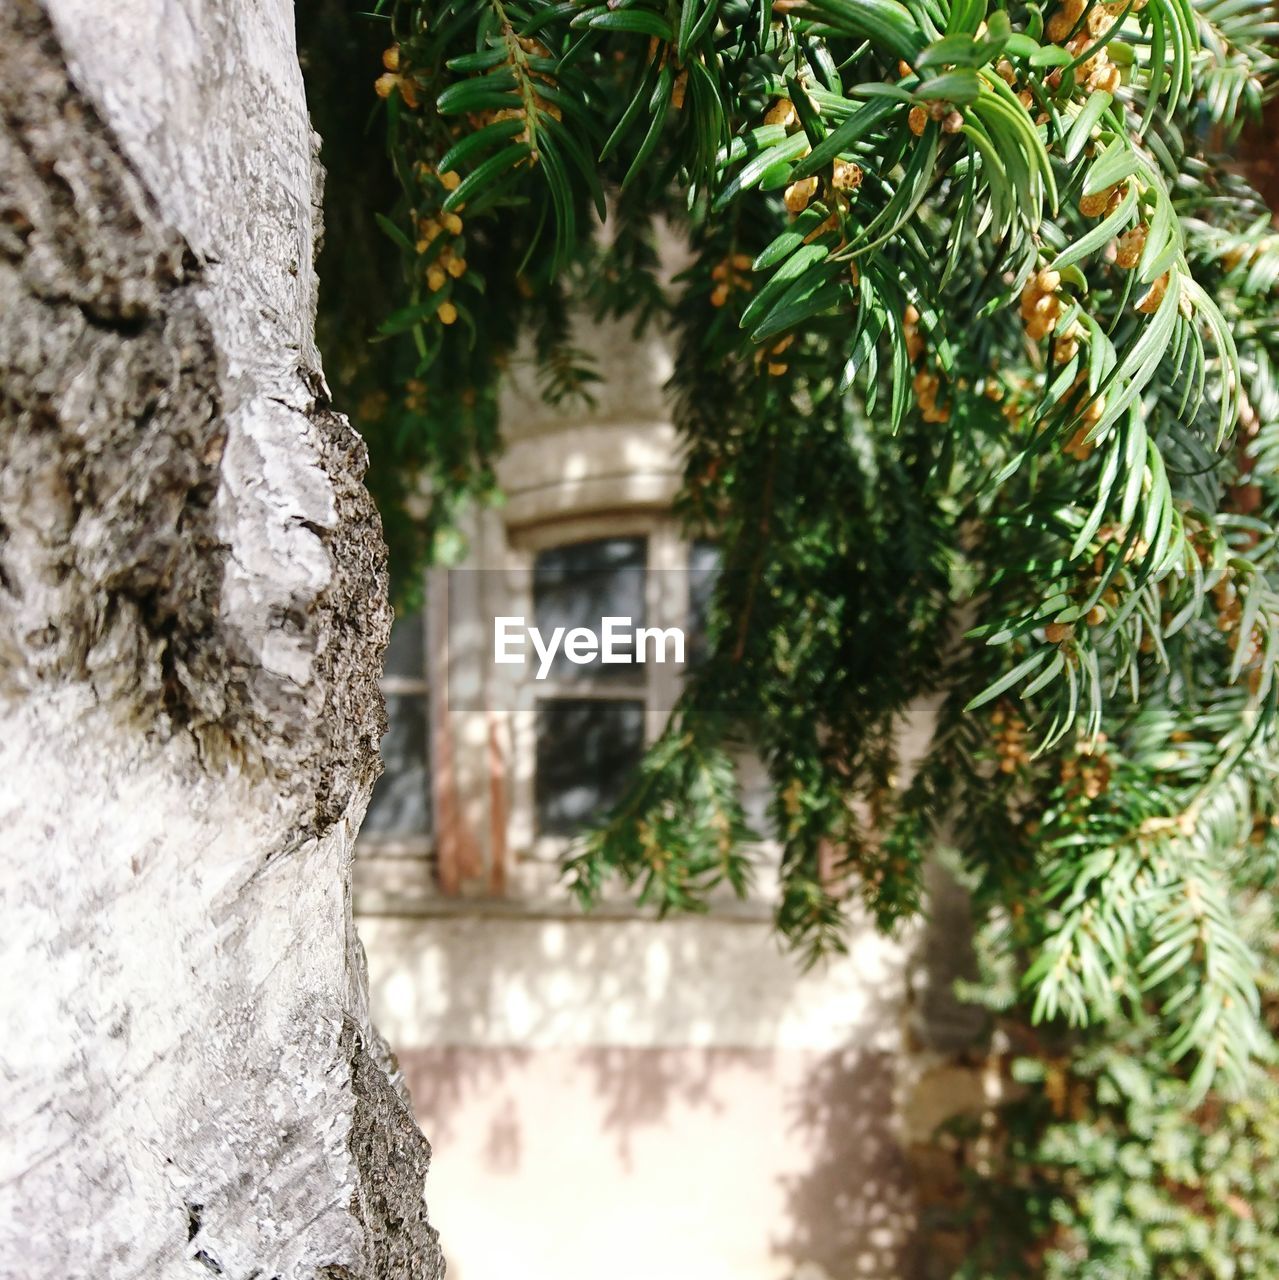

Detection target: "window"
[357, 514, 737, 902]
[364, 608, 431, 847]
[534, 698, 646, 836]
[527, 536, 649, 838]
[504, 519, 706, 873]
[687, 538, 720, 668]
[531, 536, 648, 684]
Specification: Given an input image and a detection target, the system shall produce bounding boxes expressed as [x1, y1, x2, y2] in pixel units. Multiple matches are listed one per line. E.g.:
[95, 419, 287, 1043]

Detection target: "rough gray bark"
[0, 2, 443, 1276]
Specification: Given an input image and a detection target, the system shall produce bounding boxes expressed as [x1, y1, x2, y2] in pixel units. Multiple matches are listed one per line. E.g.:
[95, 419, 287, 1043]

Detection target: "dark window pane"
[383, 608, 425, 679]
[533, 537, 646, 683]
[535, 698, 645, 837]
[364, 694, 430, 836]
[688, 539, 720, 667]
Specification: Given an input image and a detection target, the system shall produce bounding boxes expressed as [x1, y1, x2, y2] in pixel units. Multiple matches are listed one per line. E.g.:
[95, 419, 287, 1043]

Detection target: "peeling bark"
[0, 2, 442, 1276]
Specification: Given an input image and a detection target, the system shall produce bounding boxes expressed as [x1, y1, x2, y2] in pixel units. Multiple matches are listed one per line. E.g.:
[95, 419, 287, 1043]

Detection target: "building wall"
[359, 912, 921, 1280]
[355, 304, 986, 1279]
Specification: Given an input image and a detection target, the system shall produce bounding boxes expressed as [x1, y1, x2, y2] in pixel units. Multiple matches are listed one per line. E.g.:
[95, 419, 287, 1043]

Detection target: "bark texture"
[0, 2, 443, 1276]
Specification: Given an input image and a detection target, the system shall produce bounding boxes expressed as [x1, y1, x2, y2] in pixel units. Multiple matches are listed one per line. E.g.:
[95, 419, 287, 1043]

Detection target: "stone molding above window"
[495, 421, 682, 531]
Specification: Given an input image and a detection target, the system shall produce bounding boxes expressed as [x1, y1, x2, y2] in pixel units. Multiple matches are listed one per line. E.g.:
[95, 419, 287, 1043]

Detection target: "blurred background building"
[352, 314, 986, 1280]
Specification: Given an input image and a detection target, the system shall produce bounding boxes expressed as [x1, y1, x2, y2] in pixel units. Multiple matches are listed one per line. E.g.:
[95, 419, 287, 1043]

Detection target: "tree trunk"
[0, 2, 443, 1276]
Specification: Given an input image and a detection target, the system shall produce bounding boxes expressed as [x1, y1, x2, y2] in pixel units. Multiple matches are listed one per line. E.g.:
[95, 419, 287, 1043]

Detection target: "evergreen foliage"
[301, 0, 1279, 1267]
[942, 907, 1279, 1276]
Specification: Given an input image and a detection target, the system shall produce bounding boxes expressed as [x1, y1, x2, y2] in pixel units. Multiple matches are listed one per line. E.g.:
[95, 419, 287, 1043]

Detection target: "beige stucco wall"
[359, 911, 922, 1280]
[364, 914, 909, 1053]
[396, 1044, 913, 1280]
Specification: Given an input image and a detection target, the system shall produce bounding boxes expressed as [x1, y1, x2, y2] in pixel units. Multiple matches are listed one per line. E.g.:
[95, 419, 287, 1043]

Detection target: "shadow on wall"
[405, 1045, 721, 1169]
[369, 909, 913, 1066]
[399, 1042, 920, 1280]
[772, 1048, 922, 1280]
[577, 1045, 721, 1167]
[366, 908, 932, 1280]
